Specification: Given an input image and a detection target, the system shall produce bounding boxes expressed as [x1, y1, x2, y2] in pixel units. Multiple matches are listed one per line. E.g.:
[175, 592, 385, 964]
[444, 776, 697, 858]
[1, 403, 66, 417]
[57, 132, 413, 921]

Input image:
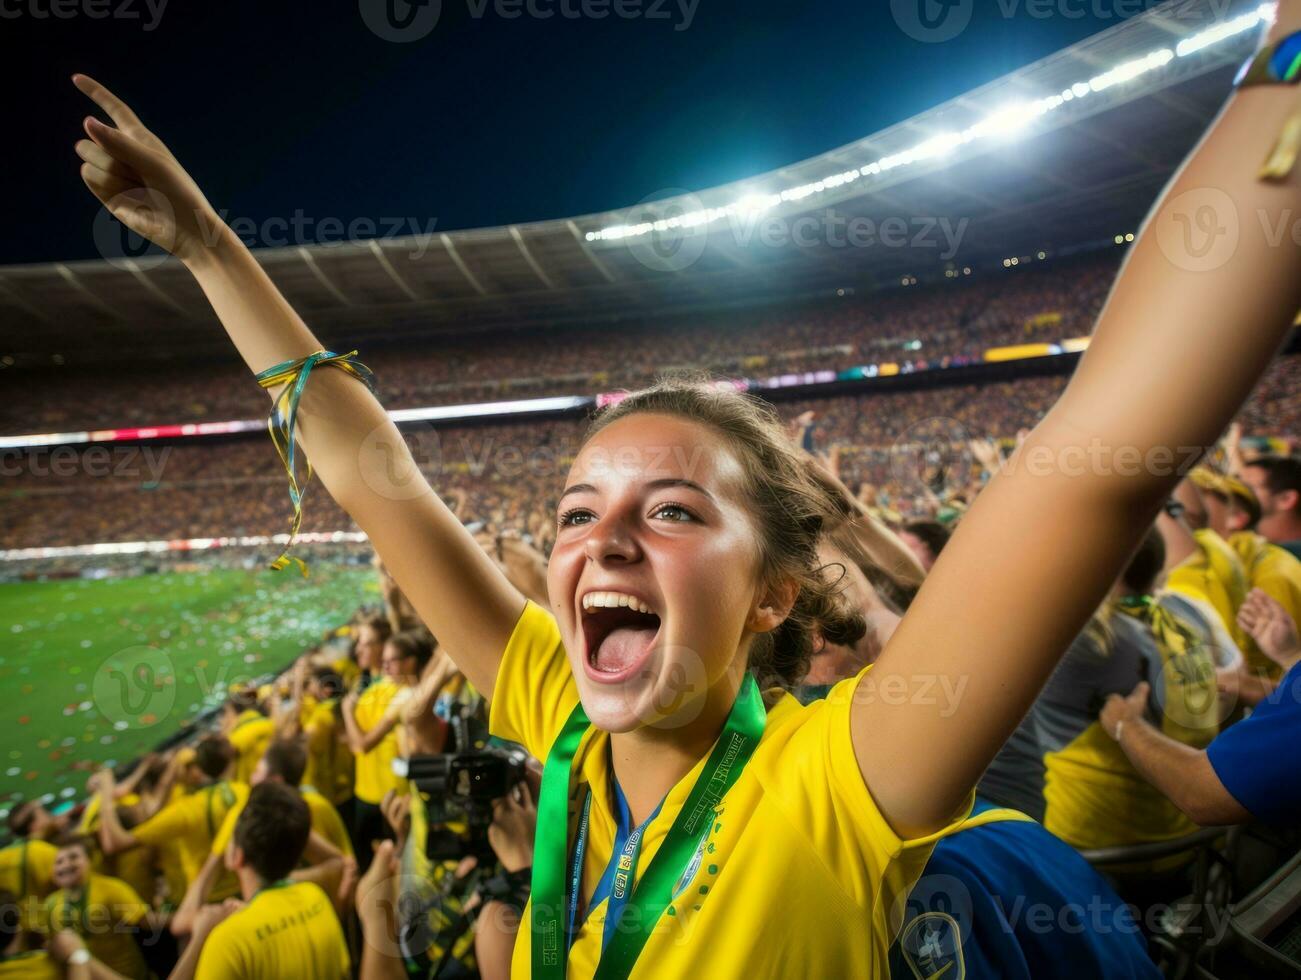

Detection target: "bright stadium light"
[584, 4, 1275, 246]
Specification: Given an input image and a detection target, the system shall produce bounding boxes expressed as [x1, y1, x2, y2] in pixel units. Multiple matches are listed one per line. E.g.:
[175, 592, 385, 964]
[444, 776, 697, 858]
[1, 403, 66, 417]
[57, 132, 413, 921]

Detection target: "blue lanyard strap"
[565, 790, 593, 948]
[565, 780, 666, 957]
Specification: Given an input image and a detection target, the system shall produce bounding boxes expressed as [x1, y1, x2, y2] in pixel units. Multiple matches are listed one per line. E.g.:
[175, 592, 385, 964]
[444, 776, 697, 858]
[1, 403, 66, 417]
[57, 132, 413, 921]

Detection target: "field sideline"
[0, 564, 376, 821]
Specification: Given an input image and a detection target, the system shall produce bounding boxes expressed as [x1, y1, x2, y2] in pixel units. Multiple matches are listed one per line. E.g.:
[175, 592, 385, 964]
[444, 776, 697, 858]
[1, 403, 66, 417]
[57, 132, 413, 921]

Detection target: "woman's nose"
[583, 513, 642, 564]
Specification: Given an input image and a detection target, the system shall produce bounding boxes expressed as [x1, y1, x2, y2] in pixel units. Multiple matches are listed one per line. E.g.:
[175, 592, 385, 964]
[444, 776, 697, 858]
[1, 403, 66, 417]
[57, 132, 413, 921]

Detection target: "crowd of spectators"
[2, 253, 1121, 435]
[4, 351, 1296, 552]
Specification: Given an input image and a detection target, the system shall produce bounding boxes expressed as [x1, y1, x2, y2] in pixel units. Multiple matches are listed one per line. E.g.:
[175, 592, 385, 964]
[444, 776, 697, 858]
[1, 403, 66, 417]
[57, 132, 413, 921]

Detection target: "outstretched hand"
[72, 74, 221, 265]
[1238, 588, 1301, 670]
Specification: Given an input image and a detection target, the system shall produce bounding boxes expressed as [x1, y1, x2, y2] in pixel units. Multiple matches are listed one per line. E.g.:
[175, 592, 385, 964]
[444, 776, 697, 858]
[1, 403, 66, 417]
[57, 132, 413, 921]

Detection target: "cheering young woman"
[73, 6, 1301, 973]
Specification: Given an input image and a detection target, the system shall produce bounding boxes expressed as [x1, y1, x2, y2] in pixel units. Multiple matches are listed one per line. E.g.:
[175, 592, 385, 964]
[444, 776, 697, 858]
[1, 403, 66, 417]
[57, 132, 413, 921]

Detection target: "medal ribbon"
[531, 673, 767, 979]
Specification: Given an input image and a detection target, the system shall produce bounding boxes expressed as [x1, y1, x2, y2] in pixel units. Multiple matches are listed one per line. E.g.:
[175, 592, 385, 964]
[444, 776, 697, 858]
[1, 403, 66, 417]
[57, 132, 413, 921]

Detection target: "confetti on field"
[0, 564, 377, 806]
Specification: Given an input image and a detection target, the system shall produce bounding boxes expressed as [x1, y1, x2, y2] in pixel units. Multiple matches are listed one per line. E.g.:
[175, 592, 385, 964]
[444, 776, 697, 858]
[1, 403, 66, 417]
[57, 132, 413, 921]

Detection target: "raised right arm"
[72, 75, 523, 697]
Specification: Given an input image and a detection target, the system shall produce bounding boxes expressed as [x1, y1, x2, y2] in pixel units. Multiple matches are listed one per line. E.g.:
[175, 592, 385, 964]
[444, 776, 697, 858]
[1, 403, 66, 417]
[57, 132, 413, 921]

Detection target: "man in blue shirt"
[888, 799, 1161, 979]
[1101, 588, 1301, 826]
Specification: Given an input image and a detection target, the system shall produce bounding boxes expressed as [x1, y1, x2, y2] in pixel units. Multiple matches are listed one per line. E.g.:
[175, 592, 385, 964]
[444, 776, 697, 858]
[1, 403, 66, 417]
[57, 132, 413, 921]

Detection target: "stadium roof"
[0, 0, 1268, 364]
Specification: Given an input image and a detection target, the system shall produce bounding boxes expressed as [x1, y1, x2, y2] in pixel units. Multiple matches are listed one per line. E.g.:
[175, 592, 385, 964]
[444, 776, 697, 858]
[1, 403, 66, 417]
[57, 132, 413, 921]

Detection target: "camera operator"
[473, 780, 535, 980]
[356, 776, 536, 980]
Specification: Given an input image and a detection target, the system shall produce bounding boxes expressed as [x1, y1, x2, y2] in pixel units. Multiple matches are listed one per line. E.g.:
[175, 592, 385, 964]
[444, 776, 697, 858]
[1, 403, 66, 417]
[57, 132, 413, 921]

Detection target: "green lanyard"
[531, 673, 767, 980]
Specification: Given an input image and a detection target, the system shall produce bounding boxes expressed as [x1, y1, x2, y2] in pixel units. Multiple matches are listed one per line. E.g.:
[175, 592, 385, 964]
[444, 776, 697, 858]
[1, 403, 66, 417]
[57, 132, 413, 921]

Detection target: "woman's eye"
[652, 503, 695, 523]
[558, 509, 595, 528]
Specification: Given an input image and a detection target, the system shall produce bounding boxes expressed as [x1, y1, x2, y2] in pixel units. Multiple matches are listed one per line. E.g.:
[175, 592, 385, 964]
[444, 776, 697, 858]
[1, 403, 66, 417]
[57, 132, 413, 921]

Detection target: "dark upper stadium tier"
[3, 252, 1122, 433]
[0, 0, 1264, 370]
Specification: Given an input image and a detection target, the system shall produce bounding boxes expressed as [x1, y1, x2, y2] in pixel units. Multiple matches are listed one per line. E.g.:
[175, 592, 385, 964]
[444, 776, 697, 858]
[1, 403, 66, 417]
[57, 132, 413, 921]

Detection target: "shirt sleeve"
[133, 794, 196, 847]
[194, 919, 245, 980]
[487, 601, 580, 760]
[1207, 662, 1301, 824]
[100, 878, 148, 926]
[210, 801, 243, 858]
[759, 671, 974, 911]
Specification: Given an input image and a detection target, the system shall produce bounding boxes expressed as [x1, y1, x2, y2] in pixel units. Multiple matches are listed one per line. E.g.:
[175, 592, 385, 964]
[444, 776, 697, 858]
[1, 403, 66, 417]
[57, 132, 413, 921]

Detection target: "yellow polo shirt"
[491, 601, 968, 979]
[43, 873, 149, 979]
[1232, 531, 1301, 678]
[1166, 529, 1250, 653]
[352, 680, 410, 805]
[210, 787, 353, 859]
[194, 880, 349, 980]
[133, 781, 247, 901]
[228, 711, 276, 785]
[0, 840, 57, 929]
[0, 950, 59, 978]
[300, 699, 354, 806]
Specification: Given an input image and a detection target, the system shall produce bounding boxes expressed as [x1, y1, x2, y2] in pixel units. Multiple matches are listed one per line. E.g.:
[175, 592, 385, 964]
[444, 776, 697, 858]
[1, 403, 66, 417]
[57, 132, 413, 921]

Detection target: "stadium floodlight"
[1177, 5, 1275, 58]
[583, 3, 1275, 247]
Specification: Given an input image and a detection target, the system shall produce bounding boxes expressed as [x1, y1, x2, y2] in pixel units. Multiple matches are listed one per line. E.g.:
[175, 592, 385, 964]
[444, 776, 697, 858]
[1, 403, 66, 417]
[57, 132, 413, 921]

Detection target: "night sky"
[11, 0, 1139, 267]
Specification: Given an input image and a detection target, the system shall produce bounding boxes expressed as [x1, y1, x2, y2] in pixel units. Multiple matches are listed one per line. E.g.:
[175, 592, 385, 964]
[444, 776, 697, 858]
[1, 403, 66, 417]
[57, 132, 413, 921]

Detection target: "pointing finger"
[73, 73, 147, 135]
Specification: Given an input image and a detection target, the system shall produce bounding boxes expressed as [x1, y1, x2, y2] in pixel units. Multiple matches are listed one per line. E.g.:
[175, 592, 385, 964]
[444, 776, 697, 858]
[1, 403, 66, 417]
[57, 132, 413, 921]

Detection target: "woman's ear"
[747, 578, 799, 633]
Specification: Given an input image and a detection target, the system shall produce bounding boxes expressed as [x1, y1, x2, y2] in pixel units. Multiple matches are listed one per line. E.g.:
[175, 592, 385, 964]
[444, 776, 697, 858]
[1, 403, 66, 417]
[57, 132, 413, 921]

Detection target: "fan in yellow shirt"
[1, 802, 73, 930]
[286, 667, 355, 809]
[222, 692, 276, 786]
[342, 631, 427, 867]
[1193, 468, 1301, 679]
[94, 736, 246, 903]
[40, 837, 165, 980]
[209, 740, 352, 860]
[181, 783, 349, 980]
[0, 887, 67, 980]
[484, 601, 968, 978]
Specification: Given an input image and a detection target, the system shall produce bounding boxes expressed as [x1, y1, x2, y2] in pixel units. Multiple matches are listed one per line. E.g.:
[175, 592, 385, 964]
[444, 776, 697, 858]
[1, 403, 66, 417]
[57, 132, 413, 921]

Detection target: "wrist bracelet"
[1235, 30, 1301, 88]
[1235, 30, 1301, 181]
[255, 350, 377, 576]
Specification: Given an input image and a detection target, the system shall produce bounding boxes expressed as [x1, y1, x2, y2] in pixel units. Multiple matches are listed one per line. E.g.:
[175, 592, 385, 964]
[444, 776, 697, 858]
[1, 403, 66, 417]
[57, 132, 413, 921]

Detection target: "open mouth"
[581, 591, 662, 681]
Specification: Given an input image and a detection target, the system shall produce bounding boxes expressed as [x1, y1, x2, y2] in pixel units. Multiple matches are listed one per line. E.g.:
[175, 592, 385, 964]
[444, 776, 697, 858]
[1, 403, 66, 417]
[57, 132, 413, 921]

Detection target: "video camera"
[401, 748, 528, 807]
[394, 745, 528, 863]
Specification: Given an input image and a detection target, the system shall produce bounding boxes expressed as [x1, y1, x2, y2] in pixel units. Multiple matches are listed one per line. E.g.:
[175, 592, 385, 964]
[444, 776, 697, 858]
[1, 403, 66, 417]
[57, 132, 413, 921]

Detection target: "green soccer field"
[0, 564, 377, 821]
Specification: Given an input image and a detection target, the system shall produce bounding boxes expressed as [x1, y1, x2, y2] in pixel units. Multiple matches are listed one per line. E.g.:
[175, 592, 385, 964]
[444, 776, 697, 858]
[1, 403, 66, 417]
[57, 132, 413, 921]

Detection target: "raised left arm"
[854, 7, 1301, 838]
